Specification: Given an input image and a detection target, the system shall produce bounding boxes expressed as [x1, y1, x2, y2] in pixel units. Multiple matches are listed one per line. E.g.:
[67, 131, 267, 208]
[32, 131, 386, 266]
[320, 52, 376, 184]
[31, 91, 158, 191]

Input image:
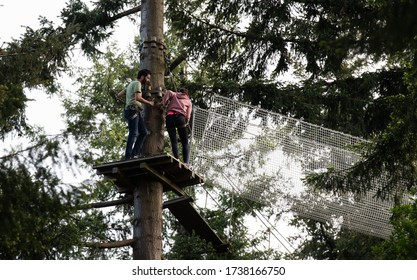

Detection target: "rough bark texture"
[133, 180, 163, 259]
[132, 0, 165, 260]
[141, 0, 165, 156]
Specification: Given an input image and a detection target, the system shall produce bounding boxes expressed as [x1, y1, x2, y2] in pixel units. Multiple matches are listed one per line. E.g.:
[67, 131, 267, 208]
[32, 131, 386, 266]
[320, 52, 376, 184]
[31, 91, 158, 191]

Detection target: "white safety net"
[190, 94, 407, 239]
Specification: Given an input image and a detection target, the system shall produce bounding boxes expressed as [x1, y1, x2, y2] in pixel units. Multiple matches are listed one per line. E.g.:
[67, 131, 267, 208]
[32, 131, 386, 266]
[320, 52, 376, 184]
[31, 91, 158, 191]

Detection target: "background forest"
[1, 0, 417, 260]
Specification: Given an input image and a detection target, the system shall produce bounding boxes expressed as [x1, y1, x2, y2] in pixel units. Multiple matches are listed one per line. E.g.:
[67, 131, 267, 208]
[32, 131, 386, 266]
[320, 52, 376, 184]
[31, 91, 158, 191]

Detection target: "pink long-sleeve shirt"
[162, 90, 192, 123]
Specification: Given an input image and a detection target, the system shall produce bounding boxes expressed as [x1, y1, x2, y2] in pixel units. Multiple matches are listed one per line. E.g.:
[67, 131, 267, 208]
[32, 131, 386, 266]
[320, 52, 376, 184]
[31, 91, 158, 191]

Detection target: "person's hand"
[149, 100, 155, 106]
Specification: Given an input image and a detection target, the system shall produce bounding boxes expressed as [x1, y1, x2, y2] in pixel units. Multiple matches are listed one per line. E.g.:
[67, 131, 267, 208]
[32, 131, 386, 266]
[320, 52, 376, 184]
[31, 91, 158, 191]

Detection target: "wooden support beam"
[85, 239, 134, 249]
[167, 51, 188, 74]
[140, 162, 186, 196]
[79, 195, 133, 210]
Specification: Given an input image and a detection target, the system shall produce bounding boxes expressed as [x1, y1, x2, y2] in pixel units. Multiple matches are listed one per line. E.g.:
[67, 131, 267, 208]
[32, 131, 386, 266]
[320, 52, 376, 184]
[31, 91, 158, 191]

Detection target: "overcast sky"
[0, 0, 136, 136]
[0, 1, 68, 134]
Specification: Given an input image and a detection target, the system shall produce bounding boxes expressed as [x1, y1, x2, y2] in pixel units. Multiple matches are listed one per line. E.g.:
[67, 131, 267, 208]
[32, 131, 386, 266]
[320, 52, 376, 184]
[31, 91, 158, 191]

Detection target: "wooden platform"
[93, 153, 228, 252]
[93, 153, 204, 195]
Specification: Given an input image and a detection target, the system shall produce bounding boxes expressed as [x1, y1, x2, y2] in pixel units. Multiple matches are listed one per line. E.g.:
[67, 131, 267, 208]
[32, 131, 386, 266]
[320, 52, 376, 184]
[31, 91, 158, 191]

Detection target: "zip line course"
[190, 94, 409, 240]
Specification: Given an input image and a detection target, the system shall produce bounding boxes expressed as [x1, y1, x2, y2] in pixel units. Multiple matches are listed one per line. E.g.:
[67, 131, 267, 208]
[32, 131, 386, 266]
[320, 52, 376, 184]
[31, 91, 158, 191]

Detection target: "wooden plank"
[78, 195, 133, 209]
[85, 239, 134, 249]
[94, 154, 174, 174]
[162, 195, 194, 208]
[140, 162, 186, 196]
[163, 196, 228, 252]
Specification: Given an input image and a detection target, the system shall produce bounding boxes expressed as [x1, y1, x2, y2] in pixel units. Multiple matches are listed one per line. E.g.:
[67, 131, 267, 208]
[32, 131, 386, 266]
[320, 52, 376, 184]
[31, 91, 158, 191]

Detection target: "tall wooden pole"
[132, 0, 165, 260]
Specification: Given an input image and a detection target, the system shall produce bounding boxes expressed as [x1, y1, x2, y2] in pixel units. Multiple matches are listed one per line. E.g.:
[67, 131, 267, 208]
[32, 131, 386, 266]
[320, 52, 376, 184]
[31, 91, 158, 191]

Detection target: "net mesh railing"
[189, 94, 406, 239]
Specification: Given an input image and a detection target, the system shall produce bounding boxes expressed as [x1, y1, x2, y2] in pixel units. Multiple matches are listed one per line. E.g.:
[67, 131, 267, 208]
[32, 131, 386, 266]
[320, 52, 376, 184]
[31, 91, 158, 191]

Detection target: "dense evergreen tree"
[164, 0, 417, 259]
[372, 198, 417, 259]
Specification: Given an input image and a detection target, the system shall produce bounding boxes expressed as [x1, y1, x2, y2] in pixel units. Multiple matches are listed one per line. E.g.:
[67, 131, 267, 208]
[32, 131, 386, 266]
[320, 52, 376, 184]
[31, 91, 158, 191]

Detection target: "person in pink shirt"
[162, 88, 192, 164]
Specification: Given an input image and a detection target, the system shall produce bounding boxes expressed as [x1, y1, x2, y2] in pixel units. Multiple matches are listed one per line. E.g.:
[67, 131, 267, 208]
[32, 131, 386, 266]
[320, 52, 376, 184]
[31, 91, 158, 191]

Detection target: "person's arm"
[185, 103, 192, 125]
[117, 89, 126, 100]
[136, 91, 154, 106]
[162, 90, 174, 107]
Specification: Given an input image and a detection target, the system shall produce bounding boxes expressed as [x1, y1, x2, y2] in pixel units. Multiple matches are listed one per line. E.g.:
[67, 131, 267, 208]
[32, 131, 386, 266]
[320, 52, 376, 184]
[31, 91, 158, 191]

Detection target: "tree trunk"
[132, 0, 165, 260]
[132, 180, 163, 259]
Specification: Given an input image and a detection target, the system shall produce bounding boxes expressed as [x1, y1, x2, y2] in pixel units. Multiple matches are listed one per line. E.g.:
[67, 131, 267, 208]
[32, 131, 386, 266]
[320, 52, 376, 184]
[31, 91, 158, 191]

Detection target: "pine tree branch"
[0, 134, 63, 160]
[187, 11, 304, 45]
[107, 6, 141, 23]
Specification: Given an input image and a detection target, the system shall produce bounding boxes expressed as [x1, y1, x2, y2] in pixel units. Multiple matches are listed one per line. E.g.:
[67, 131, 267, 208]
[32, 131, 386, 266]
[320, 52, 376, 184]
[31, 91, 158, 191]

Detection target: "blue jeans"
[166, 114, 190, 164]
[124, 109, 148, 159]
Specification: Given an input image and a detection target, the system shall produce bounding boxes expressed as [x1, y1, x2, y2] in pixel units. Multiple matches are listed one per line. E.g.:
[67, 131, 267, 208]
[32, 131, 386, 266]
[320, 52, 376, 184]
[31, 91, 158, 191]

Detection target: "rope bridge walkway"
[189, 94, 408, 239]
